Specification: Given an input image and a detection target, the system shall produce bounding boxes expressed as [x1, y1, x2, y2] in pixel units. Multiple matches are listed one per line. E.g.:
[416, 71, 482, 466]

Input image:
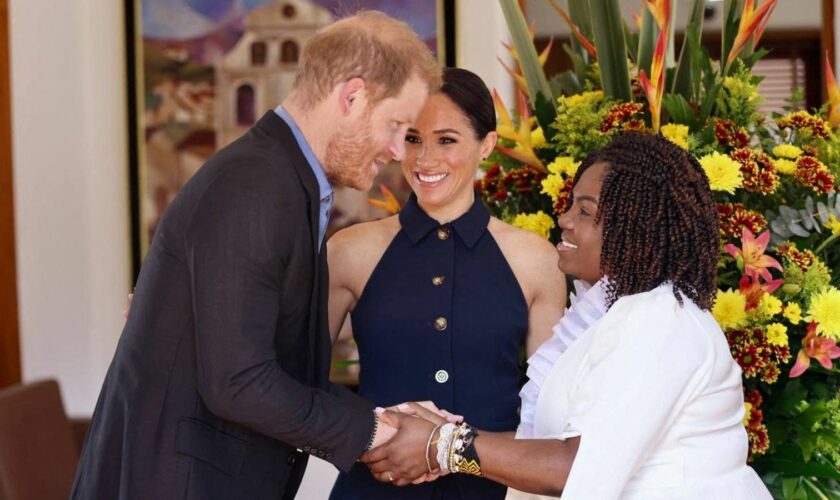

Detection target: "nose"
[416, 143, 438, 167]
[557, 208, 573, 231]
[389, 137, 406, 162]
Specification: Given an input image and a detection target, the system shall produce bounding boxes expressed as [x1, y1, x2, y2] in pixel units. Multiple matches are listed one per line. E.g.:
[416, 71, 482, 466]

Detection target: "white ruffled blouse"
[508, 283, 772, 499]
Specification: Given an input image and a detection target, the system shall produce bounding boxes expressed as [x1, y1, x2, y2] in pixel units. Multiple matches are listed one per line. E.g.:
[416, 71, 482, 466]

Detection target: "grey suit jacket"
[71, 111, 374, 500]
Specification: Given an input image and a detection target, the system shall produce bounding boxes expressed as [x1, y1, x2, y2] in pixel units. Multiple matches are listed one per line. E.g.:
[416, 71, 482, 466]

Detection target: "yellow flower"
[766, 323, 789, 347]
[824, 214, 840, 236]
[784, 302, 803, 325]
[743, 402, 753, 426]
[773, 158, 798, 175]
[531, 127, 546, 148]
[759, 293, 783, 318]
[699, 152, 744, 194]
[512, 211, 556, 240]
[547, 156, 581, 178]
[561, 90, 604, 109]
[540, 174, 566, 203]
[661, 123, 689, 150]
[807, 287, 840, 340]
[772, 144, 803, 160]
[713, 289, 749, 330]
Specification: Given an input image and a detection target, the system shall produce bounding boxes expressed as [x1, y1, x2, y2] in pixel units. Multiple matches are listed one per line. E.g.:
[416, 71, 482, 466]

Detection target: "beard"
[323, 117, 379, 191]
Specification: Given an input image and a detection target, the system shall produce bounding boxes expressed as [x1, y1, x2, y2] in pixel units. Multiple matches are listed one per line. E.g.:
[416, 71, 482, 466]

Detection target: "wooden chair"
[0, 379, 81, 500]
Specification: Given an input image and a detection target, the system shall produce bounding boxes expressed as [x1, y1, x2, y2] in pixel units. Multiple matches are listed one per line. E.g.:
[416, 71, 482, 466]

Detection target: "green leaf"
[754, 457, 840, 481]
[562, 43, 588, 84]
[498, 0, 555, 106]
[662, 93, 697, 130]
[568, 0, 594, 62]
[637, 6, 657, 77]
[550, 70, 583, 97]
[741, 47, 772, 70]
[624, 18, 639, 62]
[777, 380, 809, 414]
[803, 477, 834, 500]
[721, 0, 744, 75]
[784, 477, 806, 500]
[672, 0, 706, 99]
[590, 0, 632, 101]
[534, 91, 558, 133]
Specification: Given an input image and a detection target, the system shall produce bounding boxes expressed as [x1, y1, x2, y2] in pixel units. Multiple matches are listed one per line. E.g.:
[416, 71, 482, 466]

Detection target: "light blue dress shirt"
[274, 105, 334, 250]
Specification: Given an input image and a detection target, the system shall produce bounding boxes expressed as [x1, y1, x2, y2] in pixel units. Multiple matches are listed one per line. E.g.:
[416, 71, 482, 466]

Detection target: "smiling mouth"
[416, 172, 449, 184]
[560, 240, 578, 250]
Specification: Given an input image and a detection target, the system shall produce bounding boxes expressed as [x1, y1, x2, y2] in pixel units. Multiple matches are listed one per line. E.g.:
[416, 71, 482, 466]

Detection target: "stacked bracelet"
[425, 424, 442, 473]
[435, 423, 457, 473]
[432, 422, 482, 477]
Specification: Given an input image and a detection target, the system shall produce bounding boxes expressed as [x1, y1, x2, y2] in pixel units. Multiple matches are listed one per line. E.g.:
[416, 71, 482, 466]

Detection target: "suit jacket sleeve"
[184, 164, 373, 471]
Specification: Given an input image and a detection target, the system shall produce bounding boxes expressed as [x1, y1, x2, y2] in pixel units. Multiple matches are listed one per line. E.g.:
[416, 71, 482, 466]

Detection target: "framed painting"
[125, 0, 456, 275]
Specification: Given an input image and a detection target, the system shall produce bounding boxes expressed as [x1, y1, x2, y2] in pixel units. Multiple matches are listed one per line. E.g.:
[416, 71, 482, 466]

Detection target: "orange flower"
[738, 274, 782, 311]
[638, 0, 669, 132]
[727, 0, 778, 67]
[645, 0, 670, 30]
[825, 53, 840, 128]
[367, 184, 401, 214]
[498, 22, 555, 97]
[493, 89, 545, 171]
[547, 0, 596, 58]
[725, 228, 783, 282]
[789, 322, 840, 377]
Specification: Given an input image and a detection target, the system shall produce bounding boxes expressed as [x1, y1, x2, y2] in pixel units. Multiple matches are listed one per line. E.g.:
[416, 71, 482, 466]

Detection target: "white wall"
[9, 0, 132, 417]
[457, 0, 515, 102]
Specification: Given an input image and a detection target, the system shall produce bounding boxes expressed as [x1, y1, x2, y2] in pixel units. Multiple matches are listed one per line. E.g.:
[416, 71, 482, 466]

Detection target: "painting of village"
[135, 0, 445, 254]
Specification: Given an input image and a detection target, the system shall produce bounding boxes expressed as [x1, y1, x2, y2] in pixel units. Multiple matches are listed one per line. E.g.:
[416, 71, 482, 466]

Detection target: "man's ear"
[338, 77, 367, 116]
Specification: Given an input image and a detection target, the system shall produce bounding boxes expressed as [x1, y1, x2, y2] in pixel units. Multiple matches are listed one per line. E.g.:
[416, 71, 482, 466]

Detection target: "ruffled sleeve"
[518, 279, 608, 438]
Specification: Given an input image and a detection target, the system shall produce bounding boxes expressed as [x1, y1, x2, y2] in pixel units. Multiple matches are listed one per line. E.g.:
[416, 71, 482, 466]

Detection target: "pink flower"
[789, 322, 840, 377]
[725, 228, 783, 282]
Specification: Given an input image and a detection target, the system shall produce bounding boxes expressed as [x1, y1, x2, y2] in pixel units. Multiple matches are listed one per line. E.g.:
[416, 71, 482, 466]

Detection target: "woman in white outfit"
[365, 132, 772, 499]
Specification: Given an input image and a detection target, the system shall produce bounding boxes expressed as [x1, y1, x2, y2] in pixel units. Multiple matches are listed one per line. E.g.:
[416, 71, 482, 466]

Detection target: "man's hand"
[360, 411, 437, 486]
[387, 401, 463, 424]
[369, 411, 397, 449]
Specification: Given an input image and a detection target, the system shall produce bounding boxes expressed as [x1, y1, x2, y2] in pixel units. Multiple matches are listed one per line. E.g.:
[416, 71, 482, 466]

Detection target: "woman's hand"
[123, 292, 134, 319]
[384, 401, 462, 425]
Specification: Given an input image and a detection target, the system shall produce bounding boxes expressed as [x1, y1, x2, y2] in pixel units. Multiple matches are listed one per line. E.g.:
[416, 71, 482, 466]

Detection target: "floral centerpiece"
[485, 0, 840, 496]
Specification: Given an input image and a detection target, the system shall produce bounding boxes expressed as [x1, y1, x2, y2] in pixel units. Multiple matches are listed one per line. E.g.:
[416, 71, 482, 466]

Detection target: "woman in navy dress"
[327, 68, 567, 499]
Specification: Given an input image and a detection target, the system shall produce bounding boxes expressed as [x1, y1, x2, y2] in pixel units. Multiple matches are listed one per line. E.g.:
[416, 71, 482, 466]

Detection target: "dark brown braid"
[568, 132, 720, 310]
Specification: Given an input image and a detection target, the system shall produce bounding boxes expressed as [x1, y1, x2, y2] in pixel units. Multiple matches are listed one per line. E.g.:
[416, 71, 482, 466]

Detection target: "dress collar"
[398, 192, 490, 249]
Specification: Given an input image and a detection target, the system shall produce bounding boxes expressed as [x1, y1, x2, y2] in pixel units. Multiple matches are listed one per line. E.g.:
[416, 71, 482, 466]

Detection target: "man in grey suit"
[71, 11, 440, 499]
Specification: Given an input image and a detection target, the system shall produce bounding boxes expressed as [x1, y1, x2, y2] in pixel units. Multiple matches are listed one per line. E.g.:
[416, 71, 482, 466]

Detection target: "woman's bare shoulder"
[488, 217, 565, 301]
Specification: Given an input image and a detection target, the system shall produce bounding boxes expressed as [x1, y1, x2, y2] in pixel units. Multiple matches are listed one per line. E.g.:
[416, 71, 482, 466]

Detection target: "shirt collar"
[274, 105, 332, 202]
[398, 192, 490, 249]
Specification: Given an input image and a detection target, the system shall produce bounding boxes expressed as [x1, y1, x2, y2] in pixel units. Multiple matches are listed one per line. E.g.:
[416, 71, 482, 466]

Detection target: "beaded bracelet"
[435, 423, 457, 473]
[453, 424, 482, 476]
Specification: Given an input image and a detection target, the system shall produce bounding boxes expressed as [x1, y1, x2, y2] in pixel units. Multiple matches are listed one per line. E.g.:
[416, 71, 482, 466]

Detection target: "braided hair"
[569, 132, 720, 310]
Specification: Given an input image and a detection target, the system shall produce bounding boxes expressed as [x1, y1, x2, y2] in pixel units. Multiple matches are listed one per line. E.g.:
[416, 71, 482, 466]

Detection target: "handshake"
[360, 402, 481, 486]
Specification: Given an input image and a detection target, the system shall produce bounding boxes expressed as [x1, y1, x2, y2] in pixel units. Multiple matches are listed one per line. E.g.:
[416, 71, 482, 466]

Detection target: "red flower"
[718, 203, 767, 239]
[794, 156, 836, 193]
[774, 242, 816, 272]
[714, 118, 750, 148]
[599, 102, 645, 132]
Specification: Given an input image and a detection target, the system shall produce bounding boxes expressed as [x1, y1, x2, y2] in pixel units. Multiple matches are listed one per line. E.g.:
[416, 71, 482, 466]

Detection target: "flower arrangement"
[487, 0, 840, 496]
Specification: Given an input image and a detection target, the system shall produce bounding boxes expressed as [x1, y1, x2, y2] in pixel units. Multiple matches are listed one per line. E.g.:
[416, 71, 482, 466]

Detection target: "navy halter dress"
[329, 194, 528, 500]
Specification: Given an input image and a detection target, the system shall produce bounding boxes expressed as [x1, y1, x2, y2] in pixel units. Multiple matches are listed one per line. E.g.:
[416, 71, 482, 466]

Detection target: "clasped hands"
[360, 401, 462, 486]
